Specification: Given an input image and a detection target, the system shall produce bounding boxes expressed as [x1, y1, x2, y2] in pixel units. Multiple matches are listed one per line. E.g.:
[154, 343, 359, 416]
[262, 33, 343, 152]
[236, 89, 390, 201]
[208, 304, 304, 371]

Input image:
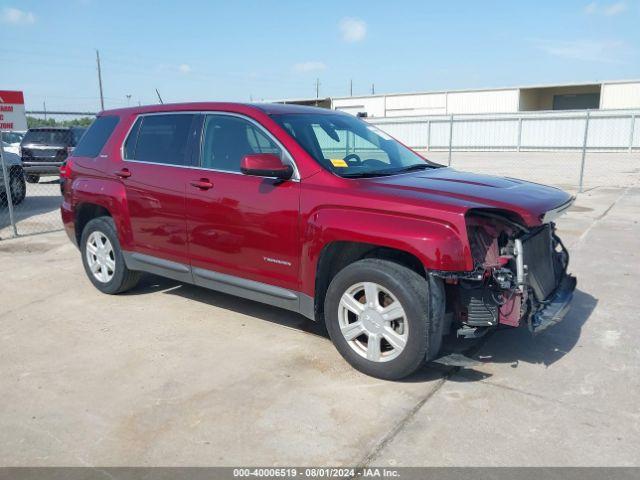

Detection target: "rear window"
[124, 114, 195, 166]
[73, 116, 119, 157]
[22, 129, 71, 145]
[71, 127, 87, 146]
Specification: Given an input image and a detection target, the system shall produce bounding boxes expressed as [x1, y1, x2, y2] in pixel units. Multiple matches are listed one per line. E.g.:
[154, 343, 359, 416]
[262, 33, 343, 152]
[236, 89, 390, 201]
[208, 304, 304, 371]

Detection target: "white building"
[276, 80, 640, 152]
[330, 79, 640, 118]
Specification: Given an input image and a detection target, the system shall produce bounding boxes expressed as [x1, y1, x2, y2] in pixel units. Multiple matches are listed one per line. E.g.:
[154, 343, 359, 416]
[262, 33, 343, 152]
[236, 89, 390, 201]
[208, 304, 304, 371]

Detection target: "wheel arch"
[75, 203, 112, 246]
[313, 240, 429, 322]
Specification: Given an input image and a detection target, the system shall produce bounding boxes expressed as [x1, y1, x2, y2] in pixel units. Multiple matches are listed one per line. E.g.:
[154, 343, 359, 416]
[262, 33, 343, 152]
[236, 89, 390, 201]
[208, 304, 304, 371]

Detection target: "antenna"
[155, 89, 164, 104]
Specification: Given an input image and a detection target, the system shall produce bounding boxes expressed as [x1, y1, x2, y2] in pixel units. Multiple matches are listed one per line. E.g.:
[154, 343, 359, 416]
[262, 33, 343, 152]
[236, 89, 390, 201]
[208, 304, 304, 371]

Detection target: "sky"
[1, 0, 639, 112]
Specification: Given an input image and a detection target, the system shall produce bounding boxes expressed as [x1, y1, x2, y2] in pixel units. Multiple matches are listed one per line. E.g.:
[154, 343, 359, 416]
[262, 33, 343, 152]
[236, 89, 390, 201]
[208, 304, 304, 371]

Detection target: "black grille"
[523, 225, 559, 301]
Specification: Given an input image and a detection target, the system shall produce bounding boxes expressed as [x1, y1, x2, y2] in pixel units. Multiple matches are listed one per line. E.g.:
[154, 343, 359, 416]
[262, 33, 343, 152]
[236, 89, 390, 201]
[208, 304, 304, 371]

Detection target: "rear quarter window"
[73, 116, 120, 157]
[124, 114, 195, 166]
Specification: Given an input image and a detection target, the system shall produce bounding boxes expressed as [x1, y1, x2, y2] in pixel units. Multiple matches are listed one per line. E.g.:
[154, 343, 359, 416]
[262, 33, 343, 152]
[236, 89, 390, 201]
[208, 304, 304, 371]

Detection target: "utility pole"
[43, 101, 47, 121]
[350, 79, 353, 96]
[126, 94, 132, 106]
[96, 50, 105, 111]
[315, 78, 320, 99]
[371, 83, 375, 95]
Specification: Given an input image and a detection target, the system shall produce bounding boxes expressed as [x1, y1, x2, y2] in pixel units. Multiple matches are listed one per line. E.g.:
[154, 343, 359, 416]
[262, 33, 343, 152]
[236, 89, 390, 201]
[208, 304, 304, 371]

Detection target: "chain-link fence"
[369, 109, 640, 192]
[1, 130, 66, 240]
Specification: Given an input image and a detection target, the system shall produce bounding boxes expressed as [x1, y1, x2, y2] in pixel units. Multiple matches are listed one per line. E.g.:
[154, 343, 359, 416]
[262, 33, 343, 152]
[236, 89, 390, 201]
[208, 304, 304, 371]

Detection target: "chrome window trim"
[119, 110, 300, 181]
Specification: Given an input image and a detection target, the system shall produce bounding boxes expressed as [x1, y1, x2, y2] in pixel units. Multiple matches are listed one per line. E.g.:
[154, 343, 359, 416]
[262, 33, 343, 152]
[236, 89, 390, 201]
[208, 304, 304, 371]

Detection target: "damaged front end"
[443, 209, 576, 338]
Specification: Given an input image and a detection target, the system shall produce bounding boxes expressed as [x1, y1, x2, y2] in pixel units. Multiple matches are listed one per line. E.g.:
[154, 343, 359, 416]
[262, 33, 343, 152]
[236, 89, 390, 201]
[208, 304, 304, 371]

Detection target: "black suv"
[20, 127, 85, 183]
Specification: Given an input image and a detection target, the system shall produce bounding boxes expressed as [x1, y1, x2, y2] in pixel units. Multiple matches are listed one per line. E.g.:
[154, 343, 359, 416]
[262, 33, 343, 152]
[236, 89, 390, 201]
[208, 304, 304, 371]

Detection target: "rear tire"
[80, 216, 141, 294]
[324, 259, 445, 380]
[25, 174, 39, 184]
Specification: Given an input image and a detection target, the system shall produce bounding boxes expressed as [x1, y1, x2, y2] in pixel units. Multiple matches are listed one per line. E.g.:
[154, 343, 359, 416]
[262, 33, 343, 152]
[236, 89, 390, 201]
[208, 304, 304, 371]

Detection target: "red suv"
[61, 103, 576, 379]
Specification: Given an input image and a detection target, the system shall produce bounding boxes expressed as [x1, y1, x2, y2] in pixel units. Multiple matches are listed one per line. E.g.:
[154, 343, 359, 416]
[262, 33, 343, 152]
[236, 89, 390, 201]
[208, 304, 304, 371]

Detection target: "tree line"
[26, 116, 95, 128]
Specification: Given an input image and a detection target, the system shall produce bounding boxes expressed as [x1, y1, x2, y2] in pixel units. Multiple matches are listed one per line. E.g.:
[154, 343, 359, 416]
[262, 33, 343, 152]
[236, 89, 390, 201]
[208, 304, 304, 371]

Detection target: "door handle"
[190, 179, 214, 190]
[114, 168, 131, 178]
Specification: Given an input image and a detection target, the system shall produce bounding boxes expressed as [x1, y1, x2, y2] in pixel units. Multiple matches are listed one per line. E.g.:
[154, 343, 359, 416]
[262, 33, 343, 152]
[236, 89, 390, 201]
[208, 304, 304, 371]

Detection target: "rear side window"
[72, 117, 118, 157]
[125, 114, 195, 166]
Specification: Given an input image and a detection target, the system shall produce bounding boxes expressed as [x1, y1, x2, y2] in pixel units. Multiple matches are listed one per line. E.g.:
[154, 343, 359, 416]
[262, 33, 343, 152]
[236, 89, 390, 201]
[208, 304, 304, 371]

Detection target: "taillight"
[60, 158, 73, 179]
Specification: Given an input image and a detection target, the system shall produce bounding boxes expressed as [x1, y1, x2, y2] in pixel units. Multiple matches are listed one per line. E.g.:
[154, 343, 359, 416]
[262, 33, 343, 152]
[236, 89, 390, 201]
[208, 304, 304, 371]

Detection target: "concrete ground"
[0, 186, 639, 466]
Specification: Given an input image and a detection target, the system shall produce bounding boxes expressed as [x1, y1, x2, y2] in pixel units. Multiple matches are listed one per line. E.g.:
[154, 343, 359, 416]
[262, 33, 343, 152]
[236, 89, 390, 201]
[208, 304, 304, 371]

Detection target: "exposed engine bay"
[444, 210, 576, 338]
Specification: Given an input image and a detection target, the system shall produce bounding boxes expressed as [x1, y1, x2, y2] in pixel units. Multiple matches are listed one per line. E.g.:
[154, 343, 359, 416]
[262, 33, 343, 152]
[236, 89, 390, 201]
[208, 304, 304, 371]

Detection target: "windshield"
[271, 113, 440, 177]
[22, 129, 71, 145]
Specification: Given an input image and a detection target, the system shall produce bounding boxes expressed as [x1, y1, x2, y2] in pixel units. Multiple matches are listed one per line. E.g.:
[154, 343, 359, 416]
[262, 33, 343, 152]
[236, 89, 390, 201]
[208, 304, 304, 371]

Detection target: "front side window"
[124, 114, 195, 166]
[201, 114, 283, 172]
[272, 113, 439, 178]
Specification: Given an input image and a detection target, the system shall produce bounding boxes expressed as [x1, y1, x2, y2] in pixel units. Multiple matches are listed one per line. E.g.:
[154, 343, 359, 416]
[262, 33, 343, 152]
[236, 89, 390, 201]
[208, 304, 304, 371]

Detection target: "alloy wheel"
[338, 282, 408, 362]
[85, 231, 116, 283]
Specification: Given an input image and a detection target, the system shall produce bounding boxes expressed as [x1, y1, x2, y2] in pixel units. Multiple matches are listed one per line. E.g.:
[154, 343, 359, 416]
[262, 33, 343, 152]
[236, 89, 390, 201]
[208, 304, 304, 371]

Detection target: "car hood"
[0, 150, 21, 166]
[365, 167, 573, 226]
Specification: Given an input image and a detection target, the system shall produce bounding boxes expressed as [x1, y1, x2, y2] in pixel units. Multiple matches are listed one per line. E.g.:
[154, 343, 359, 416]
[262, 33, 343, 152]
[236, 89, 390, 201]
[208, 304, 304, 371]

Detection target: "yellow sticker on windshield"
[330, 159, 348, 168]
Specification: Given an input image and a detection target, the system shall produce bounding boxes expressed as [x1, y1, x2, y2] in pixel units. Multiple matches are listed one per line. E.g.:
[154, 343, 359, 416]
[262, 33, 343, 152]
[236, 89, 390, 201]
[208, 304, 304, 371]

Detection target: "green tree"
[26, 116, 95, 128]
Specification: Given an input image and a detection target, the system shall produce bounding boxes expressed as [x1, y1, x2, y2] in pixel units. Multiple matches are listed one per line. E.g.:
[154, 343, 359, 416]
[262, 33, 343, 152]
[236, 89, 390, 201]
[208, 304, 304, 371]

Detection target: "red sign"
[0, 91, 24, 104]
[0, 90, 27, 131]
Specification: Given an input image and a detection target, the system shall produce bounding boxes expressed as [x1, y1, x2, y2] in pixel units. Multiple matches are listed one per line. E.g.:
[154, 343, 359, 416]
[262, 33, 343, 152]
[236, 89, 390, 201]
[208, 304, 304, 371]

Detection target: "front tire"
[80, 216, 141, 294]
[324, 259, 444, 380]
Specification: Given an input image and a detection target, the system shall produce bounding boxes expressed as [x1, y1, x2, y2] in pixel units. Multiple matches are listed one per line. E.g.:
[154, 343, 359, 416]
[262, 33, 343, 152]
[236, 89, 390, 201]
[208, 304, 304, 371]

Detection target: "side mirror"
[240, 153, 293, 180]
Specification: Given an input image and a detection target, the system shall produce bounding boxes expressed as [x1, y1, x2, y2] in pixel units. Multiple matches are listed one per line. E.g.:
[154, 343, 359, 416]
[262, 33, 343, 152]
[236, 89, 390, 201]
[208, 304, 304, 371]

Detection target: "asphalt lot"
[0, 184, 638, 466]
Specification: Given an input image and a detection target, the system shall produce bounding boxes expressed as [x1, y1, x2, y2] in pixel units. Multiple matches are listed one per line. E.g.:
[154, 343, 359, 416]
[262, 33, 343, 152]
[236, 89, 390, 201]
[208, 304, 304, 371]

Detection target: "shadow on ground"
[124, 275, 597, 383]
[125, 274, 328, 337]
[449, 288, 598, 382]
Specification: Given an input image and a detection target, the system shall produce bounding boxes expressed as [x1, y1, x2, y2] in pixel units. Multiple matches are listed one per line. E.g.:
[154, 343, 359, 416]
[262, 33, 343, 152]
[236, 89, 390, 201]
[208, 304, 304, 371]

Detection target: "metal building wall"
[601, 82, 640, 109]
